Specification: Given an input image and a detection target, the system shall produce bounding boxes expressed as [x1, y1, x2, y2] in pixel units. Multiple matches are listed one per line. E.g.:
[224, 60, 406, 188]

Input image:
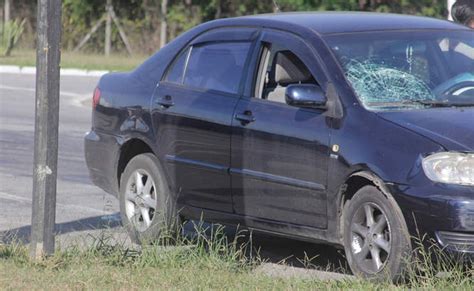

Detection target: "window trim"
[163, 47, 192, 85]
[244, 29, 329, 102]
[159, 80, 243, 100]
[180, 46, 192, 85]
[190, 27, 260, 46]
[160, 26, 260, 86]
[254, 44, 271, 99]
[250, 33, 323, 107]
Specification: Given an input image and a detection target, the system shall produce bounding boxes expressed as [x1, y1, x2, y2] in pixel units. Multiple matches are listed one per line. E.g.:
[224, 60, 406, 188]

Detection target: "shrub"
[0, 19, 26, 57]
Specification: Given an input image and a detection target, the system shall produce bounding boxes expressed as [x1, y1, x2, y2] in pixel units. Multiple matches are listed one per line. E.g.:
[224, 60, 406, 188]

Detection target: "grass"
[0, 49, 148, 72]
[0, 225, 473, 290]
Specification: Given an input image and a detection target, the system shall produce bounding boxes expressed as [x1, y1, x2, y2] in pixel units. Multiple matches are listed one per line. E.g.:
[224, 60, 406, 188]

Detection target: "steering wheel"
[433, 72, 474, 97]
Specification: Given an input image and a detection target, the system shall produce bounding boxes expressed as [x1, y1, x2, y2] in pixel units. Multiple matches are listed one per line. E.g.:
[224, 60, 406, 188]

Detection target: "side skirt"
[179, 205, 342, 246]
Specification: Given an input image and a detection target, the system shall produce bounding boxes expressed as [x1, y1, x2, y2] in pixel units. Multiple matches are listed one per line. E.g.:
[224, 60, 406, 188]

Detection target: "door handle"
[235, 111, 255, 125]
[156, 95, 174, 108]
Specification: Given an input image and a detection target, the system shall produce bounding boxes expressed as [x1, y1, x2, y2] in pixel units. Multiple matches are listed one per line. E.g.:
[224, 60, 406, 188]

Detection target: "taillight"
[93, 87, 101, 109]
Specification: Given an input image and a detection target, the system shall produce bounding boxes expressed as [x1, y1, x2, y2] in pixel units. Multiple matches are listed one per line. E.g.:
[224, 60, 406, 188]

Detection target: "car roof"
[218, 12, 470, 35]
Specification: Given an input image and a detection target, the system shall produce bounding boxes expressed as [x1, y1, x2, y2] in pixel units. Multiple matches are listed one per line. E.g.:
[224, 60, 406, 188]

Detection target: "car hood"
[377, 108, 474, 151]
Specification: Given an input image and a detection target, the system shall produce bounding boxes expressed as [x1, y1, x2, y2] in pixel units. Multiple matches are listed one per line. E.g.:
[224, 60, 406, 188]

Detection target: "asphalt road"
[0, 72, 350, 277]
[0, 73, 120, 241]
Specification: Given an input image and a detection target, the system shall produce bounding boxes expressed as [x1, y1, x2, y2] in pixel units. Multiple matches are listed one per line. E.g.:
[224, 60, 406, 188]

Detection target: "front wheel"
[119, 153, 178, 244]
[343, 185, 411, 282]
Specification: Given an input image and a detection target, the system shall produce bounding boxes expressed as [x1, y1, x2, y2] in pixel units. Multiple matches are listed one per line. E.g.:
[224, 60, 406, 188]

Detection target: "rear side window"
[164, 48, 189, 84]
[184, 42, 251, 94]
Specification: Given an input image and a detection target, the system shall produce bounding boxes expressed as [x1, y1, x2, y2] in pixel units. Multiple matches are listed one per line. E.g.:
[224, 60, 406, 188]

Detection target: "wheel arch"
[336, 170, 395, 240]
[117, 138, 155, 190]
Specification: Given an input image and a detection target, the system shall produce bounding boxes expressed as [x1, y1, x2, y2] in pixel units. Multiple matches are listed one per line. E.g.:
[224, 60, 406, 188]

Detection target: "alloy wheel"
[124, 169, 157, 232]
[350, 202, 392, 274]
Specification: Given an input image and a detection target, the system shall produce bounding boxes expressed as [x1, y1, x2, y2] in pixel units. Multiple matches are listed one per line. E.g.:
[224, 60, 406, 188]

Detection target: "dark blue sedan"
[84, 12, 474, 280]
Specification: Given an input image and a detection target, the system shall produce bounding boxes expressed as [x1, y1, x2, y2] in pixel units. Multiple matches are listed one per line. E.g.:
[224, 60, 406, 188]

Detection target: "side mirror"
[285, 84, 327, 109]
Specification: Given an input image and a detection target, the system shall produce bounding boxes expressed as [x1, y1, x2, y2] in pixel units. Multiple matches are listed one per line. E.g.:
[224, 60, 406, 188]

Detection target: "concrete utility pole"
[160, 0, 168, 48]
[30, 0, 62, 259]
[105, 0, 112, 56]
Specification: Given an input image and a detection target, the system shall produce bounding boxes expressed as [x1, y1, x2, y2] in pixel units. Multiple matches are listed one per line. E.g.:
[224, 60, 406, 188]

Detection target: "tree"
[4, 0, 10, 23]
[1, 0, 449, 55]
[161, 0, 168, 48]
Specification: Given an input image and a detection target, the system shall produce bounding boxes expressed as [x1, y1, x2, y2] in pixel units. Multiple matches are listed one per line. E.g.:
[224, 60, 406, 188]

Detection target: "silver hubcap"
[350, 202, 391, 274]
[125, 169, 157, 232]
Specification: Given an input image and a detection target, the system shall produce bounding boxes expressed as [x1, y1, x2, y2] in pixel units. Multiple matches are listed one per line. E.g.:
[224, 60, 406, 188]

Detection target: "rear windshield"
[325, 30, 474, 110]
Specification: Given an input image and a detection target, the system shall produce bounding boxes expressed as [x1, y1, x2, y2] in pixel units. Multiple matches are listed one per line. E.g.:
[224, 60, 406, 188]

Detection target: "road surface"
[0, 73, 120, 242]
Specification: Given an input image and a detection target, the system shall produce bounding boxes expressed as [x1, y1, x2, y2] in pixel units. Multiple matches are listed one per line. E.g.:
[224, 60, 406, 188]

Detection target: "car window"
[256, 43, 317, 103]
[184, 42, 251, 94]
[164, 48, 189, 84]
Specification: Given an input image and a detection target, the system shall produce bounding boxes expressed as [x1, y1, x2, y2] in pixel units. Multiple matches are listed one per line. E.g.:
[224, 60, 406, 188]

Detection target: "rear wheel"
[119, 153, 178, 244]
[343, 185, 411, 282]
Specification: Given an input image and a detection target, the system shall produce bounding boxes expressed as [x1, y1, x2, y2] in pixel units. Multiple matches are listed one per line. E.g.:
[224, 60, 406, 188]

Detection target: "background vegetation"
[1, 0, 450, 56]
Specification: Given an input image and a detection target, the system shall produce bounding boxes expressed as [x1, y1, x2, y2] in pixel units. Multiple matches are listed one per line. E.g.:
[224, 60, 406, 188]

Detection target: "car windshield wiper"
[368, 100, 474, 108]
[402, 100, 474, 108]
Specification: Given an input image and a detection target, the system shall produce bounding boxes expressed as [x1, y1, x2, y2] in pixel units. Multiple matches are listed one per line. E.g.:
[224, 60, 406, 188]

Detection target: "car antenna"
[272, 0, 281, 13]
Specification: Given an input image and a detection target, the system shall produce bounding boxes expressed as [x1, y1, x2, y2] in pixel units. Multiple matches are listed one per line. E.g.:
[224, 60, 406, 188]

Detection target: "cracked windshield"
[326, 31, 474, 110]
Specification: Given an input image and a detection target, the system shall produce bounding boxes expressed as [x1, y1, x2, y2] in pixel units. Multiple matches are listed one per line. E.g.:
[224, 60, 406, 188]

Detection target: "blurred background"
[0, 0, 454, 71]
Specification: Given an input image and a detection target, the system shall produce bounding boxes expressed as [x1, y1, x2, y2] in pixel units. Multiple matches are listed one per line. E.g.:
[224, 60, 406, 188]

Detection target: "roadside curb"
[0, 65, 109, 77]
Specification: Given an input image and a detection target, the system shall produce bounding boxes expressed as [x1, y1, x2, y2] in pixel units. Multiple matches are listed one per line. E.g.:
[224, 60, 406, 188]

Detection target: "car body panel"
[229, 28, 333, 229]
[377, 108, 474, 151]
[149, 27, 259, 212]
[151, 84, 239, 212]
[243, 12, 469, 34]
[231, 98, 330, 229]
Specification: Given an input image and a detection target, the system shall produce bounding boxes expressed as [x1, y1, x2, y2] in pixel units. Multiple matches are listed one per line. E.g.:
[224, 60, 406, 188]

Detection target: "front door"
[231, 30, 331, 228]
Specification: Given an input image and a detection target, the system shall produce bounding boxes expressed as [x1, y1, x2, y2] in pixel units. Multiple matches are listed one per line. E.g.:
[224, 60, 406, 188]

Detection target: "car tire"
[119, 153, 178, 244]
[343, 185, 411, 282]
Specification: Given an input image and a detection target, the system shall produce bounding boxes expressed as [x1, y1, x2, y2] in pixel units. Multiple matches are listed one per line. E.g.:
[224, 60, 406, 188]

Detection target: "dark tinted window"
[165, 48, 189, 84]
[184, 42, 251, 94]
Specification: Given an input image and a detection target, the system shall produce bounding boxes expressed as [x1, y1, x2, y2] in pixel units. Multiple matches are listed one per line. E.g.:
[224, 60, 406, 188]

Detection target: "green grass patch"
[0, 49, 148, 72]
[0, 226, 473, 290]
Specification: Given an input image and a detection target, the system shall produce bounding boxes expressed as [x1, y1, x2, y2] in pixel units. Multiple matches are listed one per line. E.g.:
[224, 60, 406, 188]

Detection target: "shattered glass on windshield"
[326, 30, 474, 110]
[344, 60, 435, 105]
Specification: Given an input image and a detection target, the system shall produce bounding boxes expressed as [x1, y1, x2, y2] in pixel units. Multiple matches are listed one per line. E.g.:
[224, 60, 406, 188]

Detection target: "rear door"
[231, 29, 331, 228]
[151, 28, 258, 213]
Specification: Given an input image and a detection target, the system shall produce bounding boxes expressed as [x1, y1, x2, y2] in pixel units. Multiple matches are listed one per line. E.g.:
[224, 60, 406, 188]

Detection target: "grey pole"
[30, 0, 62, 259]
[105, 0, 112, 56]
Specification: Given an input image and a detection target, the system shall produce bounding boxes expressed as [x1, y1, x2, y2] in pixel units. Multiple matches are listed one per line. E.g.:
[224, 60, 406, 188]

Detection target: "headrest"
[389, 42, 427, 55]
[272, 51, 312, 85]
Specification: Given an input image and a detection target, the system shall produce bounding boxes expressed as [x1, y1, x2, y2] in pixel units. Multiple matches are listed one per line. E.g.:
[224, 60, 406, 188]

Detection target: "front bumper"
[390, 183, 474, 259]
[436, 231, 474, 260]
[84, 130, 121, 196]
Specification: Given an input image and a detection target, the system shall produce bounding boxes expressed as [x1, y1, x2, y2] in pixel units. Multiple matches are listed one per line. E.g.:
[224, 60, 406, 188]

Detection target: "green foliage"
[62, 0, 107, 51]
[0, 19, 26, 56]
[168, 3, 202, 38]
[4, 0, 449, 55]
